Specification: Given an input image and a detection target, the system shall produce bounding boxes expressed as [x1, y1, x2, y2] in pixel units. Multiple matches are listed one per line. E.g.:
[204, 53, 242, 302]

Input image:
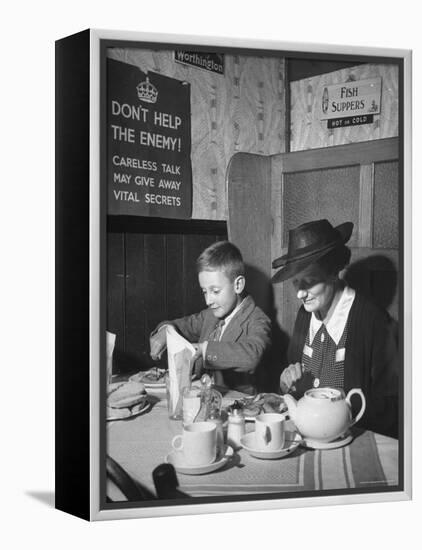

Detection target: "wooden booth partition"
[107, 217, 227, 374]
[227, 136, 399, 356]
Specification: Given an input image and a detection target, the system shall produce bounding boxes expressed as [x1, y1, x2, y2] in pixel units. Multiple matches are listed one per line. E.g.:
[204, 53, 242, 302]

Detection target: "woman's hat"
[271, 219, 353, 283]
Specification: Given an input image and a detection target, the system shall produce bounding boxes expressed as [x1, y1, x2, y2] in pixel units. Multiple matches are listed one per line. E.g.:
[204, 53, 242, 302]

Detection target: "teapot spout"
[283, 394, 298, 423]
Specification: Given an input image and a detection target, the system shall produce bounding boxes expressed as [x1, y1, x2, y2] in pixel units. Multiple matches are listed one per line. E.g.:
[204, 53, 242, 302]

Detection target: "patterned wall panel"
[373, 161, 399, 248]
[282, 166, 360, 247]
[290, 64, 398, 151]
[108, 48, 286, 220]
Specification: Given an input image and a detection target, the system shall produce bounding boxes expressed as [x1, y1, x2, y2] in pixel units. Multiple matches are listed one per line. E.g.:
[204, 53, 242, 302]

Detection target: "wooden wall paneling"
[271, 156, 285, 269]
[281, 137, 399, 173]
[107, 216, 227, 236]
[358, 163, 374, 247]
[227, 152, 273, 315]
[106, 232, 125, 372]
[182, 234, 215, 316]
[124, 232, 151, 371]
[345, 248, 399, 320]
[271, 157, 286, 333]
[166, 234, 185, 320]
[227, 151, 285, 390]
[373, 161, 399, 249]
[143, 234, 167, 359]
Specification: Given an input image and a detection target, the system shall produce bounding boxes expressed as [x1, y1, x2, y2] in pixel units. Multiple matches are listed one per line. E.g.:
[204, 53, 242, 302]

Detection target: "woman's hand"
[279, 362, 303, 394]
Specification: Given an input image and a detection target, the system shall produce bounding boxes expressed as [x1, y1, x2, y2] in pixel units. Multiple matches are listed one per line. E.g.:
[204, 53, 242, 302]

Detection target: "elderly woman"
[272, 219, 398, 438]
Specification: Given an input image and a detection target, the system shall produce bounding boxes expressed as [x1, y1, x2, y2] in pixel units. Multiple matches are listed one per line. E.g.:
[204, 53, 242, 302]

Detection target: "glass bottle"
[207, 410, 225, 459]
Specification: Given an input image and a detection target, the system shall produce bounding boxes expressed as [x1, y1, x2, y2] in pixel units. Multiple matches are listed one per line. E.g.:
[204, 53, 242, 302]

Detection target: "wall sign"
[107, 58, 192, 218]
[174, 50, 224, 75]
[320, 77, 382, 127]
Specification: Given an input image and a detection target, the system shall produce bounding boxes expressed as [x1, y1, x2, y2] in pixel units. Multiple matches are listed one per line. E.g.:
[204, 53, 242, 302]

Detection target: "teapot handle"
[345, 388, 366, 426]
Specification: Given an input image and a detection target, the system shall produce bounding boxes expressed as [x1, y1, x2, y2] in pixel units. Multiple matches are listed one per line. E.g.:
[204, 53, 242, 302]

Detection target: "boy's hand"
[192, 342, 207, 378]
[149, 327, 167, 360]
[192, 342, 207, 360]
[279, 362, 303, 394]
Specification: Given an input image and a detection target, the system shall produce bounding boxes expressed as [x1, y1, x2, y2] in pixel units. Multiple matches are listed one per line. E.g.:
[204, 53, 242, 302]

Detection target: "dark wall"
[107, 217, 227, 373]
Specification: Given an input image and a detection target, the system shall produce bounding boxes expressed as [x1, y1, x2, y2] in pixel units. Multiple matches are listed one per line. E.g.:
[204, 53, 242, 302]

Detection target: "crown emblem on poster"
[136, 77, 158, 104]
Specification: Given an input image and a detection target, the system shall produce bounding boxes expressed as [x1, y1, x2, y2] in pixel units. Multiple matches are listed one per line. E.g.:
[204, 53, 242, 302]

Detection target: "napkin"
[166, 326, 196, 416]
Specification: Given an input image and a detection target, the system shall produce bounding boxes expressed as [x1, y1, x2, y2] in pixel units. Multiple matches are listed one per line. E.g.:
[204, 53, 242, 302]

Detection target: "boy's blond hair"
[196, 240, 245, 282]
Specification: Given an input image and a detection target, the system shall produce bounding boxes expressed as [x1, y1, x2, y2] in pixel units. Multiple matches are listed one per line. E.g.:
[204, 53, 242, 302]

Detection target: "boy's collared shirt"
[217, 297, 246, 340]
[201, 297, 246, 361]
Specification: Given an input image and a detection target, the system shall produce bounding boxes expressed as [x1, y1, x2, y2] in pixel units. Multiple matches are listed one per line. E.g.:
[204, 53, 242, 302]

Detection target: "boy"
[149, 241, 271, 394]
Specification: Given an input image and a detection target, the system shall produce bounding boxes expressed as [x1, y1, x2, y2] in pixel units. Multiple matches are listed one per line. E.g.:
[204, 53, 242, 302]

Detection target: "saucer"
[300, 431, 353, 450]
[240, 431, 302, 459]
[165, 445, 234, 475]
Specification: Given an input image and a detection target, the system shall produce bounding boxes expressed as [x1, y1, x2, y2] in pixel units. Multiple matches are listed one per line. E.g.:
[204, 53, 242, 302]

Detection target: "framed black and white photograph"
[55, 28, 412, 521]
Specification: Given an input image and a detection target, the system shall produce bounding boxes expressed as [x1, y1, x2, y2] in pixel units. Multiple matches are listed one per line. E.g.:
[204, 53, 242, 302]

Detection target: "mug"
[255, 413, 286, 451]
[171, 422, 217, 466]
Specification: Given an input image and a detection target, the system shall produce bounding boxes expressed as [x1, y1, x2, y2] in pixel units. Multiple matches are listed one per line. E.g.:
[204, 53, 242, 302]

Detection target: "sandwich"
[108, 381, 147, 409]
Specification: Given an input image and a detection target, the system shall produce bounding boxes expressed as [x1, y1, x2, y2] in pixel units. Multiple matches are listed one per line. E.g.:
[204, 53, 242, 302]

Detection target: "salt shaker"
[227, 403, 245, 450]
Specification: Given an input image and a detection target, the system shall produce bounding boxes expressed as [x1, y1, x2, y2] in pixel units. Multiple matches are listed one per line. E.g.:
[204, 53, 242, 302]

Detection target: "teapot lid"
[305, 387, 344, 402]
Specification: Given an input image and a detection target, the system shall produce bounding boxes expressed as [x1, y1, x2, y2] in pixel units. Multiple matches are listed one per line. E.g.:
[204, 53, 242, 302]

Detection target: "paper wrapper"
[166, 326, 196, 418]
[106, 331, 116, 384]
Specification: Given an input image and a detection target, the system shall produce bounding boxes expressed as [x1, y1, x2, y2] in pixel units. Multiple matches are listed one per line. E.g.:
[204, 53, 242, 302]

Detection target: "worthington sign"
[174, 50, 224, 75]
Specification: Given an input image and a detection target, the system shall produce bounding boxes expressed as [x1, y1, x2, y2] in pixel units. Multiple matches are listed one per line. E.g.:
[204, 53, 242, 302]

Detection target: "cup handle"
[346, 388, 366, 426]
[171, 435, 183, 451]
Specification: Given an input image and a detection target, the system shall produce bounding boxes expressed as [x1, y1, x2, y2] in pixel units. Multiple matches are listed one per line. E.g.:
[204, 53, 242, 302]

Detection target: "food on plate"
[108, 381, 147, 409]
[107, 399, 149, 419]
[130, 367, 167, 385]
[227, 393, 287, 417]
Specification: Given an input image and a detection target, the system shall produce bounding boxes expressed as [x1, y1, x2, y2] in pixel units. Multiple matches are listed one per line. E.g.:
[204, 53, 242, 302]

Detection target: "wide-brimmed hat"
[272, 219, 353, 283]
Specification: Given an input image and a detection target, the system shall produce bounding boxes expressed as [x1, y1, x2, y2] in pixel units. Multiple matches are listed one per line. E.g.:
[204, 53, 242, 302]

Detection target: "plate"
[240, 430, 302, 459]
[300, 431, 353, 450]
[165, 445, 234, 475]
[107, 400, 151, 421]
[129, 368, 167, 388]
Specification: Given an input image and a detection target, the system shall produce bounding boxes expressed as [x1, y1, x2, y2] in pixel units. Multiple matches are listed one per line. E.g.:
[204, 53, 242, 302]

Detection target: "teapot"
[283, 387, 366, 444]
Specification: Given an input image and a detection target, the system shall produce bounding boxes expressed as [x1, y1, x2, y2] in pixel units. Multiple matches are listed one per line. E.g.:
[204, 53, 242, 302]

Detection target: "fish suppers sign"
[107, 58, 192, 218]
[319, 77, 382, 129]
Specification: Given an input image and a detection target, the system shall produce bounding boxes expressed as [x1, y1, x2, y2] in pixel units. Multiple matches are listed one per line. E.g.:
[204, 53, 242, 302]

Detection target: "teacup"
[254, 413, 286, 451]
[171, 422, 217, 466]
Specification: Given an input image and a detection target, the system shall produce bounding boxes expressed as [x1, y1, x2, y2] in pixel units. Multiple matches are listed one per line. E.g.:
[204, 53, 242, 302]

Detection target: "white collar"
[309, 286, 356, 345]
[220, 297, 246, 337]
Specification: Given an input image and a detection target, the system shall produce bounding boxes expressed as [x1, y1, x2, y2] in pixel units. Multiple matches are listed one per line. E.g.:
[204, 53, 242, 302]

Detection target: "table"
[107, 389, 398, 500]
